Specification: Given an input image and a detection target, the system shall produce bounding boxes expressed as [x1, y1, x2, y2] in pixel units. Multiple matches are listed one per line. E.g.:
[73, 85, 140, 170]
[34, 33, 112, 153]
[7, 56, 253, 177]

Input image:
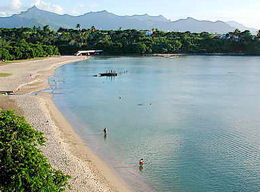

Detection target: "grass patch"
[0, 73, 12, 77]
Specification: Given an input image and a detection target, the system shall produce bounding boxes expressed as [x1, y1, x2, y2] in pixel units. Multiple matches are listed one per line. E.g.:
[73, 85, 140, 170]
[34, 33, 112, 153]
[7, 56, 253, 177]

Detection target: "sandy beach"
[0, 56, 131, 192]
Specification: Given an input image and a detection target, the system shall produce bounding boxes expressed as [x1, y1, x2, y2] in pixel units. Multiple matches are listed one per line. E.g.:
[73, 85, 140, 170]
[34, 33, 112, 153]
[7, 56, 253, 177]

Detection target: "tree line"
[1, 25, 260, 60]
[0, 26, 59, 60]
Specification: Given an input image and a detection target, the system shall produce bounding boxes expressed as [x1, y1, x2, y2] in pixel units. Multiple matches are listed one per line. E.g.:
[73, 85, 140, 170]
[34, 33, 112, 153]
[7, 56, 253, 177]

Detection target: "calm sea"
[50, 56, 260, 192]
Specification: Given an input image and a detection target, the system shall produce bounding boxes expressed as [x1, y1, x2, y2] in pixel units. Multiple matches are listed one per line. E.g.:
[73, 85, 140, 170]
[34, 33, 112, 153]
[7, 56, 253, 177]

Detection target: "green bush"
[0, 49, 14, 60]
[0, 110, 70, 192]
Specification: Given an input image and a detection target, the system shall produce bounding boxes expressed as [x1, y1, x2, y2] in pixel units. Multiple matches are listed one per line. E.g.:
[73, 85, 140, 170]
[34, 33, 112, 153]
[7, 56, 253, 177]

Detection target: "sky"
[0, 0, 259, 29]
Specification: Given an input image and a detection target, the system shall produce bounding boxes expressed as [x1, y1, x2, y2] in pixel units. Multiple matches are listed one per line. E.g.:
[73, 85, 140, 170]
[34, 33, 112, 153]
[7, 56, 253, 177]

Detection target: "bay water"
[50, 56, 260, 192]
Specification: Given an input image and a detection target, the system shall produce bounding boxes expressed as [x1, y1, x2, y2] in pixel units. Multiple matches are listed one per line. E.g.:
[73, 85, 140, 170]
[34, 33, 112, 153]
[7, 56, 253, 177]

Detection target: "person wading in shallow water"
[139, 158, 145, 166]
[139, 158, 145, 171]
[104, 128, 108, 136]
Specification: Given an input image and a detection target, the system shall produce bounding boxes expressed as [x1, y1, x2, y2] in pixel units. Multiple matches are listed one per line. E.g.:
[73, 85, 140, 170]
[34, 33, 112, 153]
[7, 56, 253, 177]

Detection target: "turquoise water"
[50, 56, 260, 192]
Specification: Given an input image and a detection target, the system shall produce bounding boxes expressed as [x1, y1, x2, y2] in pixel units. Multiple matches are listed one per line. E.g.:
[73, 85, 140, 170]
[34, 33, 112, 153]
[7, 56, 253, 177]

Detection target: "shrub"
[0, 49, 14, 60]
[0, 110, 70, 192]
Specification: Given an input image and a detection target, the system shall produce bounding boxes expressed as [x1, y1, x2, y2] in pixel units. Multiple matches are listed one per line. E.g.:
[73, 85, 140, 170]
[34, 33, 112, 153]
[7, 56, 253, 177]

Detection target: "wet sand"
[0, 56, 131, 192]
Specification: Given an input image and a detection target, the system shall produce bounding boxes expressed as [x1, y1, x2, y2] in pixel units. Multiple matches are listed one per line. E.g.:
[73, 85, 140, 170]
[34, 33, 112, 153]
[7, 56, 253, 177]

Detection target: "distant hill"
[0, 6, 258, 34]
[226, 21, 258, 34]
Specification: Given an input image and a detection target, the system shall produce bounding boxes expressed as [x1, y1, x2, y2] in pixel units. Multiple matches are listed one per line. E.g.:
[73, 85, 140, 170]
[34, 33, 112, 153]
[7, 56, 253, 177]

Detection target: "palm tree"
[76, 24, 81, 30]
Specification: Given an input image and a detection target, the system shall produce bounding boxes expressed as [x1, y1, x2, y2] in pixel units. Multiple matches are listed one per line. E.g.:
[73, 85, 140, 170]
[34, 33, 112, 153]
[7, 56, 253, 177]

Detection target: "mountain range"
[0, 6, 258, 34]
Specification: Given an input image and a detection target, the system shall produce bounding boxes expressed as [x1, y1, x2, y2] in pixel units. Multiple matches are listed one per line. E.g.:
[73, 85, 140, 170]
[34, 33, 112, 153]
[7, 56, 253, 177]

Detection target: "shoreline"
[98, 53, 260, 59]
[0, 56, 131, 192]
[144, 53, 260, 57]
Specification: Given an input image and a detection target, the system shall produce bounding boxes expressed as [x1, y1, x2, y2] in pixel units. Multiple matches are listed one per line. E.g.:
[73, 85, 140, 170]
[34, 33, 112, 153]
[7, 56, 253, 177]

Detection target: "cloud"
[0, 12, 8, 17]
[70, 10, 80, 16]
[0, 0, 24, 17]
[70, 3, 99, 16]
[33, 0, 65, 14]
[89, 3, 99, 9]
[206, 9, 260, 29]
[0, 0, 73, 17]
[76, 2, 99, 10]
[77, 3, 87, 9]
[10, 0, 22, 10]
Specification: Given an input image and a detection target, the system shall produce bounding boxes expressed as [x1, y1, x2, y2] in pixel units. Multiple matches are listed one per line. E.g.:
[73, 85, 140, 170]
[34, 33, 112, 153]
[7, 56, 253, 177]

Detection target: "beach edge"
[0, 56, 132, 192]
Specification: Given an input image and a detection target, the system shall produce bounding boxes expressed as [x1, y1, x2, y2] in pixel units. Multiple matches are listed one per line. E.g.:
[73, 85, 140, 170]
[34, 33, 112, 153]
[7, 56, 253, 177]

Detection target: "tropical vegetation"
[0, 26, 260, 60]
[0, 110, 70, 191]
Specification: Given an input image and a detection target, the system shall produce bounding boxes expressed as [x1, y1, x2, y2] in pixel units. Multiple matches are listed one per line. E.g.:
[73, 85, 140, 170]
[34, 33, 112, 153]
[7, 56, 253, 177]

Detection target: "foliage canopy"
[0, 26, 260, 60]
[0, 110, 70, 192]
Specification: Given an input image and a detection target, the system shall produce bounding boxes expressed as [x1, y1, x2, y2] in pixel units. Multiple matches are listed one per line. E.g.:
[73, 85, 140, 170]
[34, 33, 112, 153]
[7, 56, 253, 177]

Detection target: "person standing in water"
[139, 158, 145, 166]
[139, 158, 145, 171]
[104, 128, 108, 135]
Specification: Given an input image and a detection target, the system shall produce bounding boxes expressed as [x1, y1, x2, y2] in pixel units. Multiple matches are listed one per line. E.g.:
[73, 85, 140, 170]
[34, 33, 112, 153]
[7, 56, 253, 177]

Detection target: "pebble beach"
[0, 56, 131, 192]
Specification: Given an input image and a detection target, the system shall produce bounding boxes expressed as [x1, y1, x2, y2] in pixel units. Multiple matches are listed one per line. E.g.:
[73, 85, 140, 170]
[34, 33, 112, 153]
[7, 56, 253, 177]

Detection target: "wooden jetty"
[99, 70, 118, 77]
[99, 72, 117, 77]
[94, 70, 127, 77]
